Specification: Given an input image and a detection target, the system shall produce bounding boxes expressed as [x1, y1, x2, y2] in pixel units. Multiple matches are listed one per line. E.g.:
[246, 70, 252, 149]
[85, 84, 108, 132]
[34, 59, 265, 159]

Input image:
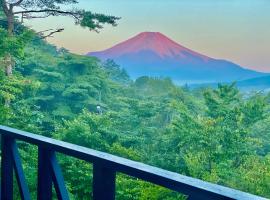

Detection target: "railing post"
[11, 140, 31, 200]
[93, 163, 116, 200]
[49, 152, 69, 200]
[1, 136, 14, 200]
[38, 147, 52, 200]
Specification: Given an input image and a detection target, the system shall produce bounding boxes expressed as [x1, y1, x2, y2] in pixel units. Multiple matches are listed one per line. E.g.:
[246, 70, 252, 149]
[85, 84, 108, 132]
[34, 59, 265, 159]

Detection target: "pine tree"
[0, 0, 120, 76]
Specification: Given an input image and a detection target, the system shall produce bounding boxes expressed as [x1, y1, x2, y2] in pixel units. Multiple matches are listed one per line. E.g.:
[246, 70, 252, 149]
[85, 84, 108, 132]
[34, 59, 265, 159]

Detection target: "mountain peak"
[138, 31, 162, 35]
[136, 31, 165, 38]
[87, 32, 265, 83]
[89, 32, 210, 60]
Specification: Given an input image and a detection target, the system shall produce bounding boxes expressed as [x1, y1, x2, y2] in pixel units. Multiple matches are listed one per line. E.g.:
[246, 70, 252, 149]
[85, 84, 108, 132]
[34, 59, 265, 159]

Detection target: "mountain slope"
[87, 32, 267, 83]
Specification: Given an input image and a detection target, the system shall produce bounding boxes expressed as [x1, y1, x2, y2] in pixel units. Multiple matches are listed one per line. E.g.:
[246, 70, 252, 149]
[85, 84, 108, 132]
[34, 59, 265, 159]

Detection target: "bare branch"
[10, 0, 24, 7]
[37, 29, 54, 34]
[40, 28, 65, 39]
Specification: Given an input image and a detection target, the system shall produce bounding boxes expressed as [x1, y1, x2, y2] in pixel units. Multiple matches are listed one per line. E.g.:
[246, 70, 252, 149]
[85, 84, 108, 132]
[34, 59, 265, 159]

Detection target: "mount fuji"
[87, 32, 267, 83]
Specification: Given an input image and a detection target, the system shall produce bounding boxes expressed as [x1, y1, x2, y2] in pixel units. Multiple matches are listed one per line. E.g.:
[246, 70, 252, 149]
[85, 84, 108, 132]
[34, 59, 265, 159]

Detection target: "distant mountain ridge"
[87, 32, 267, 83]
[237, 75, 270, 91]
[189, 75, 270, 92]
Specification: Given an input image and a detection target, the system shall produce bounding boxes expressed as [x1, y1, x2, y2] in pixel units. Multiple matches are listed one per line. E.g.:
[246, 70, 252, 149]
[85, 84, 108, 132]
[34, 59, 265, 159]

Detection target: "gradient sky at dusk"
[26, 0, 270, 72]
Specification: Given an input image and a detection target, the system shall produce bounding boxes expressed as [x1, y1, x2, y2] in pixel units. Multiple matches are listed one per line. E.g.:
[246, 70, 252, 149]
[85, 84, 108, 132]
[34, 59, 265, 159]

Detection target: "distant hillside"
[87, 32, 267, 83]
[237, 76, 270, 91]
[189, 76, 270, 92]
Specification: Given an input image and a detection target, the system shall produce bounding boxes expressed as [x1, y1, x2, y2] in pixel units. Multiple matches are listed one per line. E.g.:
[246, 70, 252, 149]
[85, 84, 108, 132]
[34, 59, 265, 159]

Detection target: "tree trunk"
[1, 2, 14, 107]
[7, 12, 14, 36]
[4, 53, 13, 76]
[5, 9, 15, 76]
[3, 52, 13, 107]
[4, 98, 10, 107]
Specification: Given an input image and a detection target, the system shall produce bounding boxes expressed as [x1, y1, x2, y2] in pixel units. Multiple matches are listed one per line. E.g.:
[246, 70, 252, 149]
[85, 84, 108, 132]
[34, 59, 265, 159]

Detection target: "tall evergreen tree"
[0, 0, 119, 76]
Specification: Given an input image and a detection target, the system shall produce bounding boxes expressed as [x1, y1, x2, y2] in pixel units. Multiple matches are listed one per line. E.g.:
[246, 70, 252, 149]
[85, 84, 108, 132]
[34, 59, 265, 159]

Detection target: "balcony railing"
[0, 125, 268, 200]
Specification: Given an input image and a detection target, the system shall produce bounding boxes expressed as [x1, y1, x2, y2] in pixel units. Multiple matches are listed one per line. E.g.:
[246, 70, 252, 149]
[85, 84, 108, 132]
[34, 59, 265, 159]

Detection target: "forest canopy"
[0, 3, 270, 200]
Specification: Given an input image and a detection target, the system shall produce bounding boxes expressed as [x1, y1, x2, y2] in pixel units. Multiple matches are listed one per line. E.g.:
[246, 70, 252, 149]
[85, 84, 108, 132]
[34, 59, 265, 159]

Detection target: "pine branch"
[14, 9, 80, 20]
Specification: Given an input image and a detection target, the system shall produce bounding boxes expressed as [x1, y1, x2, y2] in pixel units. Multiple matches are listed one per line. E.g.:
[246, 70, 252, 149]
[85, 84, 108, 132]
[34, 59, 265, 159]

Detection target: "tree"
[159, 84, 269, 195]
[103, 59, 130, 85]
[1, 0, 120, 35]
[0, 0, 120, 76]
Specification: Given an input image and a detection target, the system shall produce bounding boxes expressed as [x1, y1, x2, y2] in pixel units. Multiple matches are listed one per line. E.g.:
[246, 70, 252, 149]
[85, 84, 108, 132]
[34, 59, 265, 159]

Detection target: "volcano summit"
[87, 32, 266, 83]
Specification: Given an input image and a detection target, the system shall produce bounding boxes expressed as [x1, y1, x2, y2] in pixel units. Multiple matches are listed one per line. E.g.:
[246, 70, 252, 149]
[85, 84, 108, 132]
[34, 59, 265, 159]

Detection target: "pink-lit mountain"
[87, 32, 266, 83]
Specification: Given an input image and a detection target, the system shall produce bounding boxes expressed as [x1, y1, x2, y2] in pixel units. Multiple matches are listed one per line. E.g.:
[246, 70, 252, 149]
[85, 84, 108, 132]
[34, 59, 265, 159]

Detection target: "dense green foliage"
[0, 14, 270, 199]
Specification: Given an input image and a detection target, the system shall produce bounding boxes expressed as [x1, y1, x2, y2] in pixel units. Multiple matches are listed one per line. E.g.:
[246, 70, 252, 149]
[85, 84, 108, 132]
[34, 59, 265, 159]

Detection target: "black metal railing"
[0, 125, 267, 200]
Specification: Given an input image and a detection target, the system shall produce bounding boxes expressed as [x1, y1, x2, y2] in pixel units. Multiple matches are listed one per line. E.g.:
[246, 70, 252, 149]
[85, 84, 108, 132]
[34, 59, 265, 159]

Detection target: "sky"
[25, 0, 270, 72]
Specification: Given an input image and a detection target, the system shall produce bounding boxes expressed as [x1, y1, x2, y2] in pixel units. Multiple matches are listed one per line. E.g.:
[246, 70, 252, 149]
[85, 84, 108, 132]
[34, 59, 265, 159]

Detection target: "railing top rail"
[0, 125, 267, 200]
